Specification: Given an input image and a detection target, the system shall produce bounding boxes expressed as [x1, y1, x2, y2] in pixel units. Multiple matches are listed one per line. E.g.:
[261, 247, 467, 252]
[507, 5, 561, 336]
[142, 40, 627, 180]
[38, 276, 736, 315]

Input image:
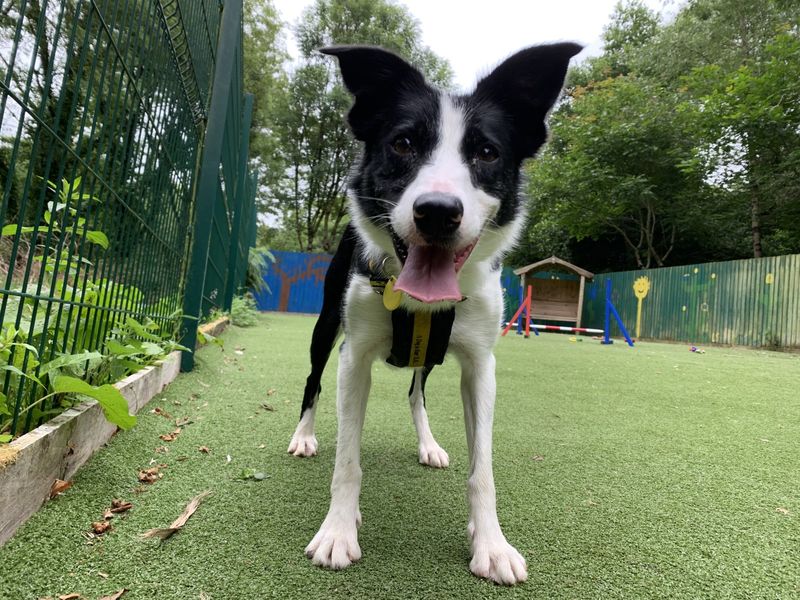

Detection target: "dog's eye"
[476, 144, 499, 163]
[391, 136, 414, 156]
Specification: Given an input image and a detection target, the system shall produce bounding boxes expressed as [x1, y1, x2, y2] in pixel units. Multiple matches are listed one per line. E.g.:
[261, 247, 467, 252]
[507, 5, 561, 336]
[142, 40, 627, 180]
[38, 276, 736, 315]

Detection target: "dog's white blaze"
[392, 94, 498, 248]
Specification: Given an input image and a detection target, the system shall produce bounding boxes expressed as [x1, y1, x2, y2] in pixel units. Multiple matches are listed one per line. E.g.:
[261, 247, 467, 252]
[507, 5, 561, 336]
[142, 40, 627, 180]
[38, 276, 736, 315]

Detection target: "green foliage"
[254, 0, 453, 253]
[526, 75, 714, 269]
[246, 246, 275, 295]
[294, 0, 452, 86]
[517, 0, 800, 271]
[243, 0, 291, 217]
[0, 310, 188, 440]
[52, 375, 136, 430]
[0, 176, 187, 442]
[230, 295, 260, 328]
[680, 30, 800, 256]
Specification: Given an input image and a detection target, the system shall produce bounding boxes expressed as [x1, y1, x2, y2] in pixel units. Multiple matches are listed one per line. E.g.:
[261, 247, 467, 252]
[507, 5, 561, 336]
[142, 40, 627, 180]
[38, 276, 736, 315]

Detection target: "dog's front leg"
[460, 352, 527, 585]
[409, 367, 449, 468]
[305, 342, 370, 569]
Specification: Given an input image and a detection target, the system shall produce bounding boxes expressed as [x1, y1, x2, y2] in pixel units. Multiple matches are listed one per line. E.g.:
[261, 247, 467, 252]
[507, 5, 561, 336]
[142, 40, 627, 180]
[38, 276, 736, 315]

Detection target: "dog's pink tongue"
[394, 245, 461, 303]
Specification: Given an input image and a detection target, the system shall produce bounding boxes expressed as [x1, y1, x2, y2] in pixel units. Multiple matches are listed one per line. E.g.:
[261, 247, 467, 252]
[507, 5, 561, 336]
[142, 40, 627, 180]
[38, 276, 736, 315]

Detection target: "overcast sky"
[271, 0, 681, 91]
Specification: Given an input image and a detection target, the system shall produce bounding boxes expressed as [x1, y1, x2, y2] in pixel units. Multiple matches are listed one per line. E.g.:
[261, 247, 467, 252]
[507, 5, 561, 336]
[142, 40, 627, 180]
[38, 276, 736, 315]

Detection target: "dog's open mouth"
[390, 230, 476, 303]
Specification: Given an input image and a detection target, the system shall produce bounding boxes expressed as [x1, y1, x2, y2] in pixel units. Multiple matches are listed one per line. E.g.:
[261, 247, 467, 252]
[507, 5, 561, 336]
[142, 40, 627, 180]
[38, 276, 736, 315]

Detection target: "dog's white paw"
[287, 431, 318, 457]
[418, 442, 449, 468]
[305, 516, 361, 570]
[470, 536, 528, 585]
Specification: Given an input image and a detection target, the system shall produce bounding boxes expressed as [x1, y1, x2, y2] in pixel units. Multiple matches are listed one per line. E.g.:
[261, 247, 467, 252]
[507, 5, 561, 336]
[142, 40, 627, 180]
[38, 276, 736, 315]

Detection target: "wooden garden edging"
[0, 352, 181, 546]
[0, 318, 230, 546]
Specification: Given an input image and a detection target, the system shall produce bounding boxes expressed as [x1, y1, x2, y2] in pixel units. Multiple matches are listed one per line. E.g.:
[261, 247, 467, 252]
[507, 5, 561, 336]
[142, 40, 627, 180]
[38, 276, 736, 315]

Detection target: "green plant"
[246, 246, 275, 295]
[0, 177, 188, 442]
[2, 177, 109, 271]
[0, 323, 135, 438]
[230, 295, 259, 327]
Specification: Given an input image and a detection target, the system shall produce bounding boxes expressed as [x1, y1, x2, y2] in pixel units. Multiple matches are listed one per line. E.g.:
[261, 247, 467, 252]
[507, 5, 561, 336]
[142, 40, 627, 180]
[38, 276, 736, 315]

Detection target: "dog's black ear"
[474, 42, 583, 158]
[320, 45, 428, 141]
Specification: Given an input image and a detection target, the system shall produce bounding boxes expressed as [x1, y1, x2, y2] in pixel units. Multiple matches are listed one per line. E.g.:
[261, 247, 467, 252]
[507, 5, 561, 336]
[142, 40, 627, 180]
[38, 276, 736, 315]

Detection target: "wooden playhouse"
[513, 256, 594, 328]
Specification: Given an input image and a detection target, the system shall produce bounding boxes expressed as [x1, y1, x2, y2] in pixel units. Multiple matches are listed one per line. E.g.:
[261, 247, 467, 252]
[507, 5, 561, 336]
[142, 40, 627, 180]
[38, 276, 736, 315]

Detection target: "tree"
[242, 0, 290, 217]
[261, 0, 452, 253]
[523, 75, 713, 270]
[643, 0, 800, 257]
[682, 31, 800, 257]
[512, 0, 800, 270]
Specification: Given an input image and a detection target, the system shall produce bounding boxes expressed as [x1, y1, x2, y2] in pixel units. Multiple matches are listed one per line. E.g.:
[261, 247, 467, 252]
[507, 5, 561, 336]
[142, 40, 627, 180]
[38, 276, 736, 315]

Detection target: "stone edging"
[0, 351, 181, 546]
[198, 316, 230, 345]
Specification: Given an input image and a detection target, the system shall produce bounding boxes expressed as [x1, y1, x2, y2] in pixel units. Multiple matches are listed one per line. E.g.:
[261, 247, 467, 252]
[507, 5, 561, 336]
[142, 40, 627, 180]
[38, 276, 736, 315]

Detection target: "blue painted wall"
[256, 251, 519, 318]
[253, 251, 331, 313]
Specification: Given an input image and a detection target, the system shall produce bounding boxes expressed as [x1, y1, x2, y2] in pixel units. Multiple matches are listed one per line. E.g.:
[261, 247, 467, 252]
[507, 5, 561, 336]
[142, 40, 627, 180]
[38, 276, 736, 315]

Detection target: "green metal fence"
[0, 0, 255, 435]
[582, 254, 800, 349]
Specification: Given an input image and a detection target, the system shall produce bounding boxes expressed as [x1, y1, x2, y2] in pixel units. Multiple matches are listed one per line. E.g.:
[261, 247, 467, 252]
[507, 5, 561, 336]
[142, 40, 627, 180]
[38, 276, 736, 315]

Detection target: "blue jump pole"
[602, 278, 634, 347]
[602, 279, 612, 344]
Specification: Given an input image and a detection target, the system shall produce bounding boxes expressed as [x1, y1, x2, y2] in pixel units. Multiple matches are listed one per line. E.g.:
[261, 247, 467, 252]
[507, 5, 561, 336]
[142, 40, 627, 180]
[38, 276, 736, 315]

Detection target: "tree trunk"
[750, 192, 763, 258]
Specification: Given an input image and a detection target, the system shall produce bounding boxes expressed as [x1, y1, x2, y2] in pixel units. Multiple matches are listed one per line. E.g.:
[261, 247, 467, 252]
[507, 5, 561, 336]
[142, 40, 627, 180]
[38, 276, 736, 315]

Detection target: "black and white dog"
[288, 43, 581, 585]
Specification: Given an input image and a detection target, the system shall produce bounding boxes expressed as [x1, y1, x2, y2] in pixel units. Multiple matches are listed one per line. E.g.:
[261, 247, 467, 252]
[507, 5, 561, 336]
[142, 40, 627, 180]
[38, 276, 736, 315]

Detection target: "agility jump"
[502, 279, 634, 346]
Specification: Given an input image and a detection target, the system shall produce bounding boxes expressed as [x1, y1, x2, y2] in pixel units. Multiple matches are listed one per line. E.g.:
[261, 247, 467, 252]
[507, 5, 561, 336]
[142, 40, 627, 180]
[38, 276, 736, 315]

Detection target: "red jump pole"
[524, 285, 532, 338]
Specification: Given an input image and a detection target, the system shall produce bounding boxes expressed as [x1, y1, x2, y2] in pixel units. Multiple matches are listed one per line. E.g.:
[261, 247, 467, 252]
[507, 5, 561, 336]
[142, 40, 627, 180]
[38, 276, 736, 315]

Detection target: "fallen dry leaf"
[155, 445, 169, 454]
[266, 388, 276, 396]
[58, 594, 81, 600]
[531, 455, 545, 461]
[50, 479, 73, 498]
[175, 417, 192, 427]
[99, 589, 127, 600]
[110, 499, 133, 514]
[176, 455, 189, 462]
[92, 521, 112, 535]
[103, 509, 114, 520]
[138, 466, 163, 484]
[159, 428, 182, 442]
[260, 403, 275, 412]
[141, 490, 212, 540]
[198, 446, 210, 454]
[776, 507, 791, 515]
[152, 407, 173, 420]
[97, 572, 109, 579]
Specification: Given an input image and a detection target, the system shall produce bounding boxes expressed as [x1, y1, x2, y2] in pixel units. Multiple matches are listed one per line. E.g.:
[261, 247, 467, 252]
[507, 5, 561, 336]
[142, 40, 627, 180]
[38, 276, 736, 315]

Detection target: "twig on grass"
[141, 490, 212, 540]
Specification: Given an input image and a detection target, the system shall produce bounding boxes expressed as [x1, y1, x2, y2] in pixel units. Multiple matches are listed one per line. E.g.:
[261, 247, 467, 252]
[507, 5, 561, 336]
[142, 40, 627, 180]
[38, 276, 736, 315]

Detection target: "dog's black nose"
[413, 192, 463, 240]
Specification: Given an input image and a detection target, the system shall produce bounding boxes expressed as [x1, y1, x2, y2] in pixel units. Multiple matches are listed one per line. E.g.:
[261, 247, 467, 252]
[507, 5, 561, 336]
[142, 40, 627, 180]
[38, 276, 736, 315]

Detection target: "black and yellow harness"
[362, 257, 456, 369]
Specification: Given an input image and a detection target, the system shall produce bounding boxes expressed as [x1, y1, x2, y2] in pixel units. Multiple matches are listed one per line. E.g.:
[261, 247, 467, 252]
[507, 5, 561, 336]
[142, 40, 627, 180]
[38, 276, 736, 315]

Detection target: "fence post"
[223, 92, 254, 311]
[180, 0, 243, 371]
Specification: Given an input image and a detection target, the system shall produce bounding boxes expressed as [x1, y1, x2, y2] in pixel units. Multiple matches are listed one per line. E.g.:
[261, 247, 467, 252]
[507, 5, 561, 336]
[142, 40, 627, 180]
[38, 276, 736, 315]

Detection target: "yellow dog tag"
[383, 276, 403, 311]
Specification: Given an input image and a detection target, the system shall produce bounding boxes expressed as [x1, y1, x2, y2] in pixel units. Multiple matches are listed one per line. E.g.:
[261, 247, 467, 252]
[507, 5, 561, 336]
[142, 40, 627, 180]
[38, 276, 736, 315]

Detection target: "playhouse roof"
[513, 256, 594, 279]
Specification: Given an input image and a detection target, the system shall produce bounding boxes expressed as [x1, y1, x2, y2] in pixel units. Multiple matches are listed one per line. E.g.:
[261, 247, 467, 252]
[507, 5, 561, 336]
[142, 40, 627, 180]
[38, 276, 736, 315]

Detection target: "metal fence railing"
[1, 0, 256, 435]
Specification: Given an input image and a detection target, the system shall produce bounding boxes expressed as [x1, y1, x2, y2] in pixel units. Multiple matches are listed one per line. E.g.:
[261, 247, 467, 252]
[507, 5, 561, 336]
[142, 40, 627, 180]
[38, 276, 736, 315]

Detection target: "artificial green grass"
[1, 313, 798, 599]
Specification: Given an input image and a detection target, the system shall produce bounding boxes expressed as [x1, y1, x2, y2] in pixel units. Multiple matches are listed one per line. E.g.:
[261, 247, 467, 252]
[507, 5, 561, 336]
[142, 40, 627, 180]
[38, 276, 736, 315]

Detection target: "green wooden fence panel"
[581, 254, 800, 349]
